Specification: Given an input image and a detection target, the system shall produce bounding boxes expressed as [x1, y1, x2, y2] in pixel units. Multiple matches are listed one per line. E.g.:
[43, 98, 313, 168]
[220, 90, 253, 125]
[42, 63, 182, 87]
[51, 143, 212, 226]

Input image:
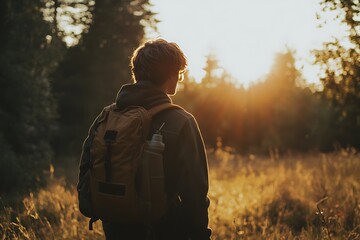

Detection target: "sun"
[148, 0, 347, 87]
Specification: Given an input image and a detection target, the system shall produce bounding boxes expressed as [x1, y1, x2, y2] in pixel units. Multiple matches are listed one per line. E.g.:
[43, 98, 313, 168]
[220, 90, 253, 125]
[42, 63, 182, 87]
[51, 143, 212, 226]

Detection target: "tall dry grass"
[1, 149, 360, 239]
[209, 148, 360, 239]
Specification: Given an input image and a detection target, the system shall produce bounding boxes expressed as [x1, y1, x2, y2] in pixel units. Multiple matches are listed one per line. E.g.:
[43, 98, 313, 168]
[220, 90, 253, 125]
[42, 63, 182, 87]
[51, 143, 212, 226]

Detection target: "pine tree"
[314, 0, 360, 148]
[0, 0, 61, 192]
[201, 54, 222, 88]
[53, 0, 157, 154]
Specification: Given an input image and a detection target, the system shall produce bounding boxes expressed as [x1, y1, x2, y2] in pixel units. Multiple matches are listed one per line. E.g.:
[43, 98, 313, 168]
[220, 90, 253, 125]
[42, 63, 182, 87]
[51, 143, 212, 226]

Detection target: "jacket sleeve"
[177, 116, 212, 240]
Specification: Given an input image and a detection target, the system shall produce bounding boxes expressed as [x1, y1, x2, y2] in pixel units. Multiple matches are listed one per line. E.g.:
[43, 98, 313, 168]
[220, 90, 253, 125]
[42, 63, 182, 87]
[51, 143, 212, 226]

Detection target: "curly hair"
[130, 38, 187, 84]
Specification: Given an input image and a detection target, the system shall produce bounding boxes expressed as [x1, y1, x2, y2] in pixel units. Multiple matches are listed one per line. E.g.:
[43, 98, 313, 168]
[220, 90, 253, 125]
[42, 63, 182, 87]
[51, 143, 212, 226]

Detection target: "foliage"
[42, 0, 94, 46]
[52, 0, 157, 154]
[175, 50, 332, 153]
[266, 191, 311, 234]
[314, 0, 360, 148]
[1, 151, 360, 239]
[0, 179, 103, 239]
[0, 0, 63, 193]
[208, 149, 360, 239]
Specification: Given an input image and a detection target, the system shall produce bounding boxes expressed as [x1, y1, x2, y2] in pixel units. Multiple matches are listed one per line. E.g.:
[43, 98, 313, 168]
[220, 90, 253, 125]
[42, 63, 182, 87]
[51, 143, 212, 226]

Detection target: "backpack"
[78, 102, 177, 228]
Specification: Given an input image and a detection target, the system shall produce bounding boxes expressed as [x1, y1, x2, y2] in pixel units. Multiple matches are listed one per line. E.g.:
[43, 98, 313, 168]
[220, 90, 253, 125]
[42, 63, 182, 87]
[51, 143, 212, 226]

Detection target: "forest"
[0, 0, 359, 239]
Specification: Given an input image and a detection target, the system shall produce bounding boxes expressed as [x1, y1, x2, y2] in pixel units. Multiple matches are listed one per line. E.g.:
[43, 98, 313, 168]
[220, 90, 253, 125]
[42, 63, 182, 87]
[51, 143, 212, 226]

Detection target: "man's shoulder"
[170, 105, 194, 121]
[153, 105, 196, 134]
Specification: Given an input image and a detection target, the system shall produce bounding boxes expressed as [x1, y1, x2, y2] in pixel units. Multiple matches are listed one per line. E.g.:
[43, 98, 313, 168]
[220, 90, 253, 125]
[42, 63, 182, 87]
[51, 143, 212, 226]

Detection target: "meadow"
[1, 148, 360, 239]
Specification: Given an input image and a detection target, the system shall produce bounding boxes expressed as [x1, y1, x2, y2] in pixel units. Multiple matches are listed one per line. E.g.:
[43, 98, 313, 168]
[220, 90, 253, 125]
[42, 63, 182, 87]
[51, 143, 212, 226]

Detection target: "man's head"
[130, 39, 187, 93]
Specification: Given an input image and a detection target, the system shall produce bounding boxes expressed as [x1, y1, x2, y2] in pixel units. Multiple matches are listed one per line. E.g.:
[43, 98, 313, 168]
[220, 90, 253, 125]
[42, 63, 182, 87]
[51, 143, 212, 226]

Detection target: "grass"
[1, 149, 360, 239]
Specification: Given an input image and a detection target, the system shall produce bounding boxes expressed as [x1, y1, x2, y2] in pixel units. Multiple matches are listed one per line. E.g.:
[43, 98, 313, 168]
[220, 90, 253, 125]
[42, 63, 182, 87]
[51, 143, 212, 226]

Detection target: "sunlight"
[148, 0, 349, 87]
[64, 35, 78, 46]
[42, 1, 93, 47]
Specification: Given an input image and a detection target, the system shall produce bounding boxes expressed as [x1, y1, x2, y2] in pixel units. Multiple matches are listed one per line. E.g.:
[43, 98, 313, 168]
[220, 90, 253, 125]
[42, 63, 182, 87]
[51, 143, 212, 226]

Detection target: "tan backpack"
[88, 102, 177, 225]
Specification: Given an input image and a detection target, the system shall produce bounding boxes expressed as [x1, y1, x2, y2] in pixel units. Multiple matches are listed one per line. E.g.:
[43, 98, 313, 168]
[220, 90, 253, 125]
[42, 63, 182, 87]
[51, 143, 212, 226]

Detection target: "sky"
[147, 0, 348, 87]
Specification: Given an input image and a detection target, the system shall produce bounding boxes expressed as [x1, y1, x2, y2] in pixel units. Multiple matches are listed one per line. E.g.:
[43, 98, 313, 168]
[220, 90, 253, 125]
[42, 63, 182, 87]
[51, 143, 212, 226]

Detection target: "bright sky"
[147, 0, 348, 87]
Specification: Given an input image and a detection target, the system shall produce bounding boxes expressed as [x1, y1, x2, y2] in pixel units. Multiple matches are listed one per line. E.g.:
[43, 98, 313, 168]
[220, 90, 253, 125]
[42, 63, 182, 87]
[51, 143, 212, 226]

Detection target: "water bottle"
[142, 127, 167, 221]
[146, 133, 165, 177]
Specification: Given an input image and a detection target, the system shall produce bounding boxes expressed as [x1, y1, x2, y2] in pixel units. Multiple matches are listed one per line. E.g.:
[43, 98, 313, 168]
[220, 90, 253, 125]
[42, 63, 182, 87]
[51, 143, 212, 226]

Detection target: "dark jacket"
[78, 81, 211, 240]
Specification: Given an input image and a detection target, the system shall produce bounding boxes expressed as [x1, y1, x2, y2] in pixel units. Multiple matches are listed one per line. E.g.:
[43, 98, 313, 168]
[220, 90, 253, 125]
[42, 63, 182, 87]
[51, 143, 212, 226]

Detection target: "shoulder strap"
[148, 102, 181, 117]
[106, 102, 180, 116]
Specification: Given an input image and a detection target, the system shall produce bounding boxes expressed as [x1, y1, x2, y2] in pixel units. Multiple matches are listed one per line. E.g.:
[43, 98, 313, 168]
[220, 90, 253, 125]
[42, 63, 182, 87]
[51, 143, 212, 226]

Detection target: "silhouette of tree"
[245, 50, 299, 152]
[314, 0, 360, 148]
[42, 0, 94, 46]
[53, 0, 157, 154]
[0, 0, 62, 192]
[201, 54, 222, 88]
[175, 50, 332, 153]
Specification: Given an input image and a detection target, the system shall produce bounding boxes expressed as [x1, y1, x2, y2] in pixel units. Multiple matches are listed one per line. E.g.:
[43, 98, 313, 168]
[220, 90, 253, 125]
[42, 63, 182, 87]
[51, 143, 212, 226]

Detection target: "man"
[79, 39, 211, 239]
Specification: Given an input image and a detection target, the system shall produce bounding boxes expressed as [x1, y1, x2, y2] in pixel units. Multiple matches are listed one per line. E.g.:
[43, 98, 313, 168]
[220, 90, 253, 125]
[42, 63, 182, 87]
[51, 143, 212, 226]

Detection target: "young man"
[79, 39, 211, 239]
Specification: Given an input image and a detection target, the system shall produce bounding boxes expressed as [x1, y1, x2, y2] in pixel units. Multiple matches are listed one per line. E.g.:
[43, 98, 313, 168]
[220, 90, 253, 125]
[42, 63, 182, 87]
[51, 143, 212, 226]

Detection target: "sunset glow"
[148, 0, 349, 87]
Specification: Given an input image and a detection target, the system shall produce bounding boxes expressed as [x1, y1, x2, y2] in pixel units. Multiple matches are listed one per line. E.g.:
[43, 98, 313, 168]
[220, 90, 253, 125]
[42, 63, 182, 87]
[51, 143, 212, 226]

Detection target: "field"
[1, 149, 360, 239]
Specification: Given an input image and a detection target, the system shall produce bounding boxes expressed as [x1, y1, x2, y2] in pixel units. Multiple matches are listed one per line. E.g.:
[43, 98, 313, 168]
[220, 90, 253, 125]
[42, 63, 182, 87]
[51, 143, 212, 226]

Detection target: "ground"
[1, 148, 360, 239]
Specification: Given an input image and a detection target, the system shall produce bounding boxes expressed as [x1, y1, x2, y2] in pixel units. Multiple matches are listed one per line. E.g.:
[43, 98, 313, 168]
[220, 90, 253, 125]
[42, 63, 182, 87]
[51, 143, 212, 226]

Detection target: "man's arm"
[177, 116, 211, 240]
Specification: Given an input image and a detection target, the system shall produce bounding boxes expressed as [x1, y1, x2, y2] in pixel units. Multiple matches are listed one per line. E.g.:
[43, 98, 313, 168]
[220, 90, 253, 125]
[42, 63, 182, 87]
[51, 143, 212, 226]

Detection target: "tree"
[314, 0, 360, 148]
[201, 54, 222, 88]
[42, 0, 94, 46]
[175, 50, 331, 153]
[246, 50, 329, 152]
[0, 0, 62, 192]
[53, 0, 157, 154]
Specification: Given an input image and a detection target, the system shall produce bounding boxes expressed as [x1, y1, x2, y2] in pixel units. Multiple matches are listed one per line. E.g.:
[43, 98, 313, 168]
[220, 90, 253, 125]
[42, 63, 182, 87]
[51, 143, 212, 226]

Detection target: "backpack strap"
[147, 102, 181, 117]
[137, 103, 179, 141]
